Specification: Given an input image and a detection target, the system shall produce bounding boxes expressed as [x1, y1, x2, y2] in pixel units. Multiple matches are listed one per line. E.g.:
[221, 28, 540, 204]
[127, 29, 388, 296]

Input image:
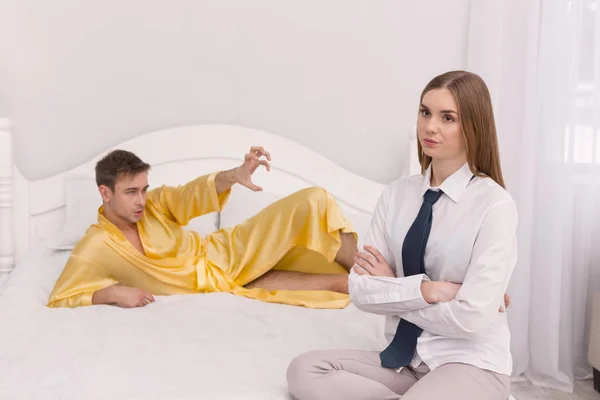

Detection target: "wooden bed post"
[0, 118, 14, 286]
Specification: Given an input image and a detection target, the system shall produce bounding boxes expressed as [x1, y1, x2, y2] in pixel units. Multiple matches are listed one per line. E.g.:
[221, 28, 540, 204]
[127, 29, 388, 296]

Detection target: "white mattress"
[0, 248, 387, 399]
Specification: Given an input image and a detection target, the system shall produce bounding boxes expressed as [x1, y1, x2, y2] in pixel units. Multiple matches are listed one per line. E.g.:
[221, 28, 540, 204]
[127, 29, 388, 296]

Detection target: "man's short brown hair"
[95, 149, 151, 191]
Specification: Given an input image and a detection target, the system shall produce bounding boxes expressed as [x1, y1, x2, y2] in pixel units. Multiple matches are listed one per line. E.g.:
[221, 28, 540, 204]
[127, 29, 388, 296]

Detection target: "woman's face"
[417, 88, 467, 163]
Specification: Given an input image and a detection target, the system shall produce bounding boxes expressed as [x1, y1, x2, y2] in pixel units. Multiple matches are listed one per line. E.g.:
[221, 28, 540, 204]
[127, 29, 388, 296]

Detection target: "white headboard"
[0, 119, 13, 278]
[0, 120, 419, 282]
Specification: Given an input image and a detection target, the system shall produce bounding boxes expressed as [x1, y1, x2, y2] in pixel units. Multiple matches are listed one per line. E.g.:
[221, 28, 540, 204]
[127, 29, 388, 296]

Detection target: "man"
[47, 146, 358, 309]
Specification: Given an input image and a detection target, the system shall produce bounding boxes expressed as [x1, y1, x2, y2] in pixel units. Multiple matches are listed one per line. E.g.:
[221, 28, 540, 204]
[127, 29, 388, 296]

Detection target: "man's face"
[100, 172, 149, 224]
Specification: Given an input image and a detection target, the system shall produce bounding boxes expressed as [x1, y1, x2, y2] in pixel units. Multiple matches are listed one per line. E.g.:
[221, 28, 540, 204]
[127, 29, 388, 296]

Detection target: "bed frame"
[1, 119, 420, 284]
[0, 119, 12, 281]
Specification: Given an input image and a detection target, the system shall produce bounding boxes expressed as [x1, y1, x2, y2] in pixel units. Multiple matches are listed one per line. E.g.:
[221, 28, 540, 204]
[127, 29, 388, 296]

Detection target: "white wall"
[0, 0, 470, 183]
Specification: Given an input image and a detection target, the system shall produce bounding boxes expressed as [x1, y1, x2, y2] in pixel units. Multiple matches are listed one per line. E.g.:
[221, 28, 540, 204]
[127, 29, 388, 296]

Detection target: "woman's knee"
[286, 351, 316, 387]
[286, 351, 327, 398]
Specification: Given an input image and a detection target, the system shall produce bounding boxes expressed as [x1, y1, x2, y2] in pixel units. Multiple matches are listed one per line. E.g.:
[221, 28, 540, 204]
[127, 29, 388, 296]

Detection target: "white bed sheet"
[0, 247, 387, 400]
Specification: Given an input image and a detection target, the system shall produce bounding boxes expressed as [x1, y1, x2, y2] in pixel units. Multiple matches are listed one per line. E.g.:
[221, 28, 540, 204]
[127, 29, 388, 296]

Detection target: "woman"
[286, 70, 517, 400]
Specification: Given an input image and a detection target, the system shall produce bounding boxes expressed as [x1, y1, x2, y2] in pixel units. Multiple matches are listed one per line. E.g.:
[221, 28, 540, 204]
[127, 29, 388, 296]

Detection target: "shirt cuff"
[358, 273, 431, 309]
[47, 291, 95, 308]
[361, 274, 429, 308]
[80, 291, 94, 306]
[206, 172, 231, 212]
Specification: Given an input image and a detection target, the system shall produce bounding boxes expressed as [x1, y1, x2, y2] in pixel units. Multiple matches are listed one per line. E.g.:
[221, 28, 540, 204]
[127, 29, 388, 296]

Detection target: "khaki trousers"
[286, 350, 511, 400]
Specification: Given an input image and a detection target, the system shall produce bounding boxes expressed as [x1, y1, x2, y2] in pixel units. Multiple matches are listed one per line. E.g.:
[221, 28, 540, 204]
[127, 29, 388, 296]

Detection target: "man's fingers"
[250, 146, 264, 154]
[246, 152, 271, 170]
[250, 146, 272, 161]
[245, 153, 261, 163]
[259, 160, 271, 171]
[245, 182, 263, 191]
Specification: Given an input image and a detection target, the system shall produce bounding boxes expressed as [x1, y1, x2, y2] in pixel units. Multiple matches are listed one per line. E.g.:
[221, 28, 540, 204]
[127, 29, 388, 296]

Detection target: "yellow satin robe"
[47, 172, 355, 309]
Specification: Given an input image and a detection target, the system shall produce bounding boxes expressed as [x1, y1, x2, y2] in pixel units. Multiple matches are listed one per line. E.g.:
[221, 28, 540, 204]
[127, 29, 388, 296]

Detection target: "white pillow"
[185, 213, 220, 235]
[219, 185, 373, 240]
[338, 204, 372, 241]
[46, 174, 219, 250]
[45, 175, 100, 250]
[219, 186, 280, 229]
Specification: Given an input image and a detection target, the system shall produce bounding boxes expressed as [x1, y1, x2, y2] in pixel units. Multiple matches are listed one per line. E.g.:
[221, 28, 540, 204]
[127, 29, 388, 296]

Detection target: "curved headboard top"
[26, 124, 386, 215]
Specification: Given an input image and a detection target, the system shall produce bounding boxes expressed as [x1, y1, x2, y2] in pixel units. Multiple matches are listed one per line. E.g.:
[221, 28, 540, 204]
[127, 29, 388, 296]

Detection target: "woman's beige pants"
[286, 350, 511, 400]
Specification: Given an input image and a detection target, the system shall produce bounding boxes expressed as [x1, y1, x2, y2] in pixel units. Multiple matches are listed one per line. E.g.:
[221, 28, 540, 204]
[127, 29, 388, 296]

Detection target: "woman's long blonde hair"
[417, 70, 506, 188]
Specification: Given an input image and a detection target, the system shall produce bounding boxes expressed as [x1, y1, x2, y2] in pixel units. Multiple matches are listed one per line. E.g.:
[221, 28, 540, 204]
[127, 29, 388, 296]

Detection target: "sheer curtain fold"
[467, 0, 600, 392]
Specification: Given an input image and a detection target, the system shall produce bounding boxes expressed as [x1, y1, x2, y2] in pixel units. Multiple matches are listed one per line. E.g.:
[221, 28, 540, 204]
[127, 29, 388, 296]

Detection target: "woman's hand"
[353, 244, 512, 313]
[352, 245, 395, 277]
[499, 293, 511, 313]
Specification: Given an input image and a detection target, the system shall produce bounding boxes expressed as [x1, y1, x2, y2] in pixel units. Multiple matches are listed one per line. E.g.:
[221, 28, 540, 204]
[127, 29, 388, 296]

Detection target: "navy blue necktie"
[379, 189, 443, 369]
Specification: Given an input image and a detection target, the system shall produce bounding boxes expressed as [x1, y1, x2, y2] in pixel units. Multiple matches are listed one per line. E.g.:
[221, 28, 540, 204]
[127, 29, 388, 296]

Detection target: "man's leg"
[334, 230, 359, 269]
[205, 187, 358, 292]
[245, 270, 348, 292]
[245, 228, 357, 292]
[286, 350, 419, 400]
[401, 363, 511, 400]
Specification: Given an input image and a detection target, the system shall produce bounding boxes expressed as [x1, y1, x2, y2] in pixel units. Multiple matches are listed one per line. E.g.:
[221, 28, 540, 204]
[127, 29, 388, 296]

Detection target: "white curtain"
[467, 0, 600, 392]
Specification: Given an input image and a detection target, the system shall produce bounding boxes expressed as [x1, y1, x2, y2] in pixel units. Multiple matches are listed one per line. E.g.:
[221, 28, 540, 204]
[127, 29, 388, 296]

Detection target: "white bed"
[0, 122, 516, 400]
[0, 123, 396, 399]
[0, 249, 389, 399]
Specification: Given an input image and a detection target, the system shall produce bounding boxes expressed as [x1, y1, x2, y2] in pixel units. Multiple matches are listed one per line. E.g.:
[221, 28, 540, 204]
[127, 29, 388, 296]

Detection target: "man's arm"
[148, 146, 271, 226]
[215, 168, 238, 195]
[47, 255, 119, 308]
[48, 254, 156, 308]
[148, 173, 231, 226]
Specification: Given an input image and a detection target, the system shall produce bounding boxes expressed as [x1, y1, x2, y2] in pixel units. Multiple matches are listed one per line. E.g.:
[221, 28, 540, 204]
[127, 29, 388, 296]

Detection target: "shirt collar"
[420, 162, 474, 203]
[97, 205, 126, 239]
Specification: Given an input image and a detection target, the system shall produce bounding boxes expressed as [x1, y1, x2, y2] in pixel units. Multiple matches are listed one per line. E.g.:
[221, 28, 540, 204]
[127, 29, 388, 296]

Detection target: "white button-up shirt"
[348, 162, 518, 375]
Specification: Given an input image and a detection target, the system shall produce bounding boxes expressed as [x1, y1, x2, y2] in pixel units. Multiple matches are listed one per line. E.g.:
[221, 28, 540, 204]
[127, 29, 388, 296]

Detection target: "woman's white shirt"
[348, 163, 518, 375]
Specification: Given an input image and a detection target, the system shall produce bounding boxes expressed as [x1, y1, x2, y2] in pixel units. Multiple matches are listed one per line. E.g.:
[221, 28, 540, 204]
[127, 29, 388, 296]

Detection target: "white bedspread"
[0, 248, 387, 400]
